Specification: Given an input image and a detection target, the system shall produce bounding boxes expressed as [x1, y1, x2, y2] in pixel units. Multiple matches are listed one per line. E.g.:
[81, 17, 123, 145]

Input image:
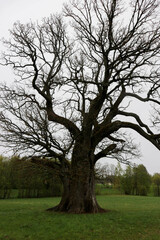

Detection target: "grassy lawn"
[0, 195, 160, 240]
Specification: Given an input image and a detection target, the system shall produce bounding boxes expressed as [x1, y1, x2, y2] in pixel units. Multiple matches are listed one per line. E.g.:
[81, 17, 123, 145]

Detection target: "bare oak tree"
[0, 0, 160, 213]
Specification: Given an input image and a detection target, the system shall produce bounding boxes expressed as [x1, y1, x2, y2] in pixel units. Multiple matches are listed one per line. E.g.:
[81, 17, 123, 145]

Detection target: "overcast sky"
[0, 0, 159, 174]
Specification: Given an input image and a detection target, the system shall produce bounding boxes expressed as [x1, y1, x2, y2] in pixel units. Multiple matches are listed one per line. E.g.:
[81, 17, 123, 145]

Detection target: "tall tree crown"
[0, 0, 160, 161]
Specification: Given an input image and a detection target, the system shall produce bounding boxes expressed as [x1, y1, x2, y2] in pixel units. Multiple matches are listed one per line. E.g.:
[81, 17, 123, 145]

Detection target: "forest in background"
[0, 155, 160, 199]
[0, 156, 62, 199]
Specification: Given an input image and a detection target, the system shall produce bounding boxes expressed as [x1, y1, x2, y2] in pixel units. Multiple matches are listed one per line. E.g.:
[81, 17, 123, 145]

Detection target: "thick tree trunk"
[47, 168, 105, 213]
[47, 142, 106, 214]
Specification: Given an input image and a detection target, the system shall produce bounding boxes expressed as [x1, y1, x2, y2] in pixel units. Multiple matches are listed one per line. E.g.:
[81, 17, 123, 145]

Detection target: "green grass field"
[0, 195, 160, 240]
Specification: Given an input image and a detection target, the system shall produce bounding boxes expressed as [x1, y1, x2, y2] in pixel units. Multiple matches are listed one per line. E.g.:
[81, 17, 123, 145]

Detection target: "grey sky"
[0, 0, 159, 174]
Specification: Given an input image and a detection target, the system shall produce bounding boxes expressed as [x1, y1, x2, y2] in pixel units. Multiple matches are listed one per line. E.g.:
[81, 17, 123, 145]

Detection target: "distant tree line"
[0, 156, 62, 199]
[1, 155, 160, 199]
[96, 162, 160, 197]
[121, 164, 151, 196]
